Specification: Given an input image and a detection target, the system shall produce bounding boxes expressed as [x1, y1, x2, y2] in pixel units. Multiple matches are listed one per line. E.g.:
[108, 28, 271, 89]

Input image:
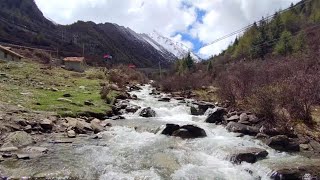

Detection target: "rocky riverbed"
[0, 84, 320, 179]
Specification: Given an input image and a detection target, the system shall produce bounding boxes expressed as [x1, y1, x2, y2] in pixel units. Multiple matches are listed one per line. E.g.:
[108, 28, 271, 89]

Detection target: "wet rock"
[149, 89, 160, 95]
[139, 107, 156, 117]
[158, 97, 171, 102]
[174, 97, 184, 101]
[2, 131, 33, 148]
[57, 98, 72, 103]
[161, 124, 180, 136]
[84, 100, 94, 106]
[125, 105, 140, 113]
[39, 119, 53, 132]
[0, 146, 18, 152]
[226, 122, 259, 136]
[205, 107, 227, 124]
[190, 106, 204, 116]
[230, 148, 268, 164]
[161, 124, 207, 139]
[194, 101, 215, 113]
[129, 85, 142, 91]
[90, 121, 104, 134]
[52, 139, 73, 144]
[67, 130, 76, 138]
[110, 116, 125, 120]
[255, 133, 269, 139]
[172, 125, 207, 139]
[266, 135, 300, 152]
[115, 92, 130, 100]
[131, 94, 138, 100]
[271, 165, 320, 180]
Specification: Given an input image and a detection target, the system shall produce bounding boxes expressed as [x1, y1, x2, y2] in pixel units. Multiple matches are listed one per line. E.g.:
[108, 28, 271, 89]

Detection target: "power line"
[202, 0, 313, 48]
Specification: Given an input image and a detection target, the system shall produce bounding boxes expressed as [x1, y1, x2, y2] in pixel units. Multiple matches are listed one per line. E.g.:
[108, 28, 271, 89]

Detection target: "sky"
[35, 0, 300, 59]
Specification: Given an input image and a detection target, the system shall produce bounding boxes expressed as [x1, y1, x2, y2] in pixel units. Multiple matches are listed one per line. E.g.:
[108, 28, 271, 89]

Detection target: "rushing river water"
[0, 85, 314, 179]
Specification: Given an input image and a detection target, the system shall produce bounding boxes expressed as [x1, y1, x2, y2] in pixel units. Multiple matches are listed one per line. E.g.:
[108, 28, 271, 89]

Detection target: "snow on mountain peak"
[143, 31, 201, 62]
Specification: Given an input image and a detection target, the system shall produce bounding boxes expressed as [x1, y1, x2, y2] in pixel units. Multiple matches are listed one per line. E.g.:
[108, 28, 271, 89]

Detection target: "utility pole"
[159, 61, 162, 79]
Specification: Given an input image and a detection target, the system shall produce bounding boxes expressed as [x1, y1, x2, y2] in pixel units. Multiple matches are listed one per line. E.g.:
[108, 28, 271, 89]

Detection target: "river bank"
[1, 84, 320, 179]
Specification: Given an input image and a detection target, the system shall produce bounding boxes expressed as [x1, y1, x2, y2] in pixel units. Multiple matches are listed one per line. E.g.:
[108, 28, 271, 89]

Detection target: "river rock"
[158, 97, 171, 102]
[230, 147, 268, 164]
[131, 94, 138, 100]
[39, 119, 53, 132]
[271, 165, 320, 180]
[139, 107, 156, 117]
[23, 146, 48, 153]
[161, 124, 207, 139]
[172, 125, 207, 139]
[67, 130, 76, 138]
[84, 100, 94, 106]
[90, 121, 104, 134]
[266, 135, 300, 152]
[226, 122, 259, 136]
[129, 85, 141, 91]
[193, 101, 215, 114]
[226, 115, 240, 122]
[75, 120, 93, 134]
[16, 154, 30, 160]
[0, 146, 18, 152]
[205, 107, 226, 124]
[309, 140, 320, 153]
[161, 124, 181, 136]
[190, 106, 204, 116]
[125, 105, 140, 113]
[57, 98, 72, 103]
[2, 131, 34, 148]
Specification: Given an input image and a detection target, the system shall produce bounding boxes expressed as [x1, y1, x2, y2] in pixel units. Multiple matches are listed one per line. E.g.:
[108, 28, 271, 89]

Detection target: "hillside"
[211, 0, 320, 62]
[0, 0, 178, 67]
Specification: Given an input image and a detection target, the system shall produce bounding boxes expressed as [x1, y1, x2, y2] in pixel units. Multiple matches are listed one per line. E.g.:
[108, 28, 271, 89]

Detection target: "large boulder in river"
[193, 101, 215, 114]
[230, 147, 268, 164]
[205, 107, 226, 124]
[139, 107, 156, 117]
[161, 124, 207, 139]
[271, 164, 320, 180]
[226, 122, 259, 136]
[266, 135, 300, 152]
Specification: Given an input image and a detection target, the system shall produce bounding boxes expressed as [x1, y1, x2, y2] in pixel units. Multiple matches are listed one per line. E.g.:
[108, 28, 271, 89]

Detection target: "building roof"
[0, 45, 24, 58]
[63, 57, 85, 62]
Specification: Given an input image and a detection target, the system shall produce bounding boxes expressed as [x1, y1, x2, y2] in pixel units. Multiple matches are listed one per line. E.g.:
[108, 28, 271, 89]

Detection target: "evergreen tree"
[207, 60, 213, 72]
[185, 52, 194, 70]
[274, 30, 293, 55]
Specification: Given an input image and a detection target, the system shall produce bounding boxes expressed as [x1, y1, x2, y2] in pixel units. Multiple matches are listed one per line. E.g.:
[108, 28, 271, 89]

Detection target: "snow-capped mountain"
[141, 31, 201, 62]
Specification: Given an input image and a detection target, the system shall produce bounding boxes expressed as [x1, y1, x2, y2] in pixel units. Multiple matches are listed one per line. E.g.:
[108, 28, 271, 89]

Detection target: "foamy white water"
[0, 84, 310, 179]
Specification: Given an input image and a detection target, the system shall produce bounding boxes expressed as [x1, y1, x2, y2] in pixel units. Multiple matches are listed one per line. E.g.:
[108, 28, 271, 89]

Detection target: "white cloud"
[35, 0, 301, 58]
[172, 34, 194, 49]
[35, 0, 197, 37]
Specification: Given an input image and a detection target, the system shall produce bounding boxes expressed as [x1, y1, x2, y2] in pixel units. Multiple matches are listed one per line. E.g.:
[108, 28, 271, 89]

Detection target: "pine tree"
[185, 52, 194, 70]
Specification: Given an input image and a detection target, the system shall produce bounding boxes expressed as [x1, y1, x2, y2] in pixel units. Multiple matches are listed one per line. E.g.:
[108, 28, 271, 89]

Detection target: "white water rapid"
[0, 85, 312, 179]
